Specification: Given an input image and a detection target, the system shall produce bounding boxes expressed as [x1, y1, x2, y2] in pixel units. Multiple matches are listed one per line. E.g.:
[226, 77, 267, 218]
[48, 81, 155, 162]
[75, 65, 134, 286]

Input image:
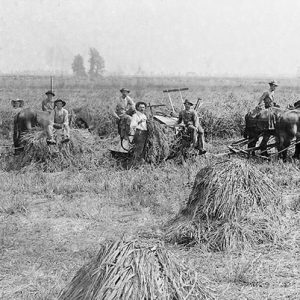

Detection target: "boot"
[47, 139, 56, 145]
[61, 137, 70, 143]
[198, 149, 207, 155]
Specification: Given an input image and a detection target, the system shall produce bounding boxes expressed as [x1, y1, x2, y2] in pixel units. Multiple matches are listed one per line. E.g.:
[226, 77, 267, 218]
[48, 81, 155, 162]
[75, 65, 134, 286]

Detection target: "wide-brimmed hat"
[11, 99, 24, 108]
[294, 100, 300, 108]
[268, 80, 279, 86]
[54, 99, 66, 107]
[184, 99, 194, 106]
[135, 101, 147, 109]
[45, 90, 55, 96]
[120, 88, 130, 93]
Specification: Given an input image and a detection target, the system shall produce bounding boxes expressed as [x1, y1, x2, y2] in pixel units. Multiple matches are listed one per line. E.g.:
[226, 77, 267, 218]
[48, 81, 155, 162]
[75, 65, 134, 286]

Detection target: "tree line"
[71, 48, 105, 78]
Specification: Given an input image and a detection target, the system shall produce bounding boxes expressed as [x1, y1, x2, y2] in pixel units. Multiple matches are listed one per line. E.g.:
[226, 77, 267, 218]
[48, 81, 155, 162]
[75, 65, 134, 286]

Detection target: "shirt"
[258, 90, 275, 109]
[115, 96, 135, 118]
[130, 111, 147, 133]
[178, 109, 200, 128]
[42, 99, 54, 113]
[50, 107, 69, 125]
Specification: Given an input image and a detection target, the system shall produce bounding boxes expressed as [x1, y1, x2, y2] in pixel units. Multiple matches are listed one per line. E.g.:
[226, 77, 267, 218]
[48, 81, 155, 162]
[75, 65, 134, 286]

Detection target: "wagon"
[109, 87, 200, 162]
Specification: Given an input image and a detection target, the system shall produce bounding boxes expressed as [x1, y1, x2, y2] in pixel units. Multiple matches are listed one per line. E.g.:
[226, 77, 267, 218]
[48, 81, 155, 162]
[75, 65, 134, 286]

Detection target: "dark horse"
[13, 108, 52, 152]
[244, 107, 300, 160]
[276, 109, 300, 160]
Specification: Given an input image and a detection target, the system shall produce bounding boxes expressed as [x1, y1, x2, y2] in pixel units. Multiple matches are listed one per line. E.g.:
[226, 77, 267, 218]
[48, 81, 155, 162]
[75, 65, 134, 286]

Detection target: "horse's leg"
[247, 135, 258, 156]
[292, 130, 300, 159]
[293, 140, 300, 159]
[260, 132, 271, 157]
[282, 138, 291, 162]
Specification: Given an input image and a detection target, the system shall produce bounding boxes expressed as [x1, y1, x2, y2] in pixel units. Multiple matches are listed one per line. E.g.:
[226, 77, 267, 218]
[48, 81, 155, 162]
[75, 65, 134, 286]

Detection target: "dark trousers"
[133, 129, 148, 162]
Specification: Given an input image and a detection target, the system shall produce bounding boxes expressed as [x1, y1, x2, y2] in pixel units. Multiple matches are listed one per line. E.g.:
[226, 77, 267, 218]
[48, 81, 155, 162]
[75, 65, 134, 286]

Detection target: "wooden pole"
[50, 76, 53, 93]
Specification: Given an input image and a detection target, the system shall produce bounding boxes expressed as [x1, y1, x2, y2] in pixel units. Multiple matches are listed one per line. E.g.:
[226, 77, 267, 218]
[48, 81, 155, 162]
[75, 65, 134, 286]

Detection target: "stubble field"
[0, 75, 299, 299]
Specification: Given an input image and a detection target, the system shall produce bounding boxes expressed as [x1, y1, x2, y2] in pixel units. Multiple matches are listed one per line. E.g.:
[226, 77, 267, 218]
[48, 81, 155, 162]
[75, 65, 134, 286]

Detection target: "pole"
[179, 90, 184, 109]
[50, 76, 53, 93]
[166, 92, 175, 114]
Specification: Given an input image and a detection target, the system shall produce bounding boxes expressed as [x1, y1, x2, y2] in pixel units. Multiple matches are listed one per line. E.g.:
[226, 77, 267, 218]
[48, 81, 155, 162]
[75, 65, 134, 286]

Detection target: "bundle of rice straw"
[144, 118, 170, 164]
[164, 159, 284, 250]
[13, 128, 97, 171]
[58, 239, 215, 300]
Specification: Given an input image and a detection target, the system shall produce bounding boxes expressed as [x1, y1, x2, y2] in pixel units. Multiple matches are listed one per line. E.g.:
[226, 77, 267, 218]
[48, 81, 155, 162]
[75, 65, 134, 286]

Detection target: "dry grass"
[6, 128, 99, 172]
[164, 159, 285, 250]
[58, 238, 215, 300]
[0, 76, 300, 300]
[144, 118, 170, 164]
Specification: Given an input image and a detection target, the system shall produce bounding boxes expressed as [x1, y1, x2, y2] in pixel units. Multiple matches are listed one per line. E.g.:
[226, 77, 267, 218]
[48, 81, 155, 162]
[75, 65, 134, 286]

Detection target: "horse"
[244, 107, 300, 160]
[244, 107, 284, 156]
[276, 109, 300, 161]
[13, 108, 52, 152]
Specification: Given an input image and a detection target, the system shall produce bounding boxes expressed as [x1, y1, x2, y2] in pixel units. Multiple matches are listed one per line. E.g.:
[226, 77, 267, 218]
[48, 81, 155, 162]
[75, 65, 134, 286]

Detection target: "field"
[0, 75, 300, 299]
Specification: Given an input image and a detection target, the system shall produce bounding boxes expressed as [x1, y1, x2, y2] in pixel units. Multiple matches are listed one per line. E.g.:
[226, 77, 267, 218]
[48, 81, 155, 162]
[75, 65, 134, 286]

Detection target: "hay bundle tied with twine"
[164, 159, 284, 250]
[143, 118, 171, 164]
[14, 128, 96, 171]
[58, 239, 215, 300]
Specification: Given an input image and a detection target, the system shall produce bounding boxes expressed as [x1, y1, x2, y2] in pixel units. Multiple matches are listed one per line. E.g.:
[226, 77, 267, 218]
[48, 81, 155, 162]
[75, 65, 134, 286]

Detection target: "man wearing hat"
[256, 80, 280, 156]
[257, 80, 279, 109]
[177, 99, 206, 155]
[47, 99, 70, 144]
[113, 88, 136, 150]
[114, 88, 135, 118]
[42, 90, 55, 113]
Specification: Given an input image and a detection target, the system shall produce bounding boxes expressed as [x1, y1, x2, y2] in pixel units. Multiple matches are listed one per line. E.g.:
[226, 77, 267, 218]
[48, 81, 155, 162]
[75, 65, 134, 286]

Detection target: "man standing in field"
[113, 88, 136, 150]
[114, 88, 135, 119]
[177, 99, 206, 155]
[46, 99, 70, 144]
[42, 90, 55, 113]
[130, 101, 148, 162]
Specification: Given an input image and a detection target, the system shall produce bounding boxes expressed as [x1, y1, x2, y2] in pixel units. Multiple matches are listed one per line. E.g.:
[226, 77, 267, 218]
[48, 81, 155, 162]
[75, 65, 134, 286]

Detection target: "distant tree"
[88, 48, 105, 78]
[71, 54, 86, 77]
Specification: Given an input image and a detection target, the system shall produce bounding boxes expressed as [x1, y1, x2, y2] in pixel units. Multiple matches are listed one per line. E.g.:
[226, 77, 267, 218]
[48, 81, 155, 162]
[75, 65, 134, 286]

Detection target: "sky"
[1, 0, 300, 76]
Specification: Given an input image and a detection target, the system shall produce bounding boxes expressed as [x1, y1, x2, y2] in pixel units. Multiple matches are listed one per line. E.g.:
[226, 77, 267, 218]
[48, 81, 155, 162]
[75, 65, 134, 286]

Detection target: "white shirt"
[130, 111, 147, 133]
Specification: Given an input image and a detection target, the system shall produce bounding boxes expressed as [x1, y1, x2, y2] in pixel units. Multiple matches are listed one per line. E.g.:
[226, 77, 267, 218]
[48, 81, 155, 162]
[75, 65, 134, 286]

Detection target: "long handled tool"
[163, 88, 188, 113]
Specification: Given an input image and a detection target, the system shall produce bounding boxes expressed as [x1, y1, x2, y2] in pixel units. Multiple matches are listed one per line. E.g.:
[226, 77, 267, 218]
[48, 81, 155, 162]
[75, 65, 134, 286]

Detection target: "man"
[257, 80, 279, 156]
[177, 99, 206, 155]
[114, 88, 135, 119]
[114, 88, 135, 150]
[130, 101, 148, 162]
[46, 99, 70, 144]
[42, 90, 55, 113]
[257, 80, 279, 109]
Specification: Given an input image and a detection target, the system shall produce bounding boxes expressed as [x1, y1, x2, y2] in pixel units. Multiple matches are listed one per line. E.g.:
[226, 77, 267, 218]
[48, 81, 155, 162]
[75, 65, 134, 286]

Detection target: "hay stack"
[58, 239, 215, 300]
[164, 159, 284, 250]
[14, 128, 96, 171]
[144, 118, 171, 164]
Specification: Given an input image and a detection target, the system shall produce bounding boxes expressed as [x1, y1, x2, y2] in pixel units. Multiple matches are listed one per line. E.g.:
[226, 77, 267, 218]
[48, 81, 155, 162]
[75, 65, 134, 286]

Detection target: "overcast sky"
[1, 0, 300, 76]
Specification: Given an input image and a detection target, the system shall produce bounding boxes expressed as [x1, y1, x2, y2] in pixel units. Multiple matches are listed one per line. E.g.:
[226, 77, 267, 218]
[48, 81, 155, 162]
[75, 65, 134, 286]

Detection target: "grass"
[0, 76, 300, 299]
